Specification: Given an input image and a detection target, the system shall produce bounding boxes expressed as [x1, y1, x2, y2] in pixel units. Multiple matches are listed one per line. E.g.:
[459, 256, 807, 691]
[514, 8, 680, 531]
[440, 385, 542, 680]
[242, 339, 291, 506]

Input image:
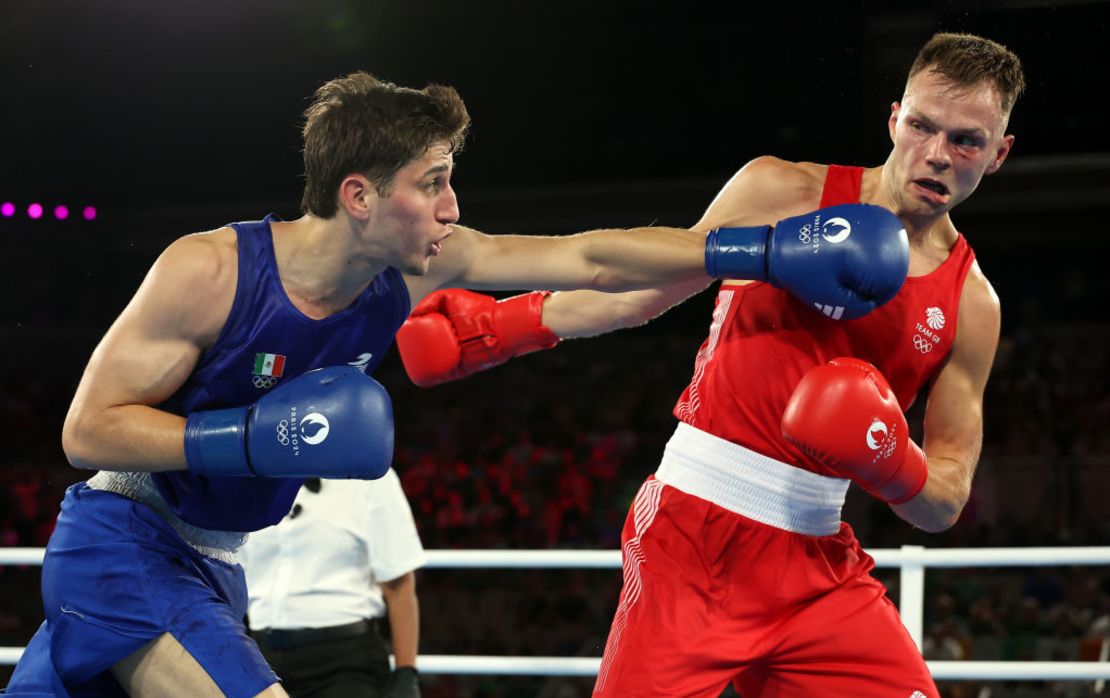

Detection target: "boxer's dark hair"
[301, 72, 470, 218]
[909, 33, 1025, 115]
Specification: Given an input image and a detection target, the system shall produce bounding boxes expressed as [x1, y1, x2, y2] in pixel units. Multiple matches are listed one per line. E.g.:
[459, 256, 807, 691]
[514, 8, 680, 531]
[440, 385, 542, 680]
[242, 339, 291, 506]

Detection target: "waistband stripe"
[655, 422, 848, 536]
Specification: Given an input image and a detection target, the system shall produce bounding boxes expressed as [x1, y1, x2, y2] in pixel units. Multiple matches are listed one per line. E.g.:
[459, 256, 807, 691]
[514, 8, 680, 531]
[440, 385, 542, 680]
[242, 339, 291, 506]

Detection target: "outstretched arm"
[396, 158, 908, 386]
[511, 156, 829, 338]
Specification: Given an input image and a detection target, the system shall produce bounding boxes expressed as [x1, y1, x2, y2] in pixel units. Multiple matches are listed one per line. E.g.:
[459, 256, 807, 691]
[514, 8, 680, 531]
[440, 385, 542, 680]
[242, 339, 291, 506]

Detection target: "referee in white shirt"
[240, 470, 426, 697]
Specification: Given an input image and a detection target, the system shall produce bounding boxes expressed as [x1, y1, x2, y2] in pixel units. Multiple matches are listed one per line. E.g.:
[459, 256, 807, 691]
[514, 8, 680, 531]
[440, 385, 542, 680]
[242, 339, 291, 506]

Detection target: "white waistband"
[655, 422, 849, 536]
[87, 471, 246, 562]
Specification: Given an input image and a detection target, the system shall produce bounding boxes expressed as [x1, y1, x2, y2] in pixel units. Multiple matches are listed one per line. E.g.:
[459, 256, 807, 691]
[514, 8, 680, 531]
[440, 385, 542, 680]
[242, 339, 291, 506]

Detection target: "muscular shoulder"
[960, 261, 1000, 327]
[696, 156, 827, 229]
[953, 260, 1001, 366]
[743, 156, 824, 189]
[143, 227, 239, 342]
[158, 226, 236, 277]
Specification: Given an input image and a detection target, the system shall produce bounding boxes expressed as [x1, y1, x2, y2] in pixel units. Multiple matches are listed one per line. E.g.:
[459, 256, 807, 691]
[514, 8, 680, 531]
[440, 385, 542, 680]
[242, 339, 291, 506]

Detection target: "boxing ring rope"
[3, 545, 1110, 681]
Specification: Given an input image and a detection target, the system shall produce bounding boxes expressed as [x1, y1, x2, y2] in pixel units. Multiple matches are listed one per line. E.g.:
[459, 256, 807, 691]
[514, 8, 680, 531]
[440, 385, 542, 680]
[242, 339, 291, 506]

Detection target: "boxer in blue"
[6, 72, 909, 697]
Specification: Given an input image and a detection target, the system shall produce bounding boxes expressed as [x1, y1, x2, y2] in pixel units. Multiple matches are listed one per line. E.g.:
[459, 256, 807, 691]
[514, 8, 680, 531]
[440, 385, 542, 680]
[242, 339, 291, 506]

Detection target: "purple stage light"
[28, 203, 43, 220]
[1, 202, 14, 218]
[55, 205, 70, 220]
[83, 206, 97, 221]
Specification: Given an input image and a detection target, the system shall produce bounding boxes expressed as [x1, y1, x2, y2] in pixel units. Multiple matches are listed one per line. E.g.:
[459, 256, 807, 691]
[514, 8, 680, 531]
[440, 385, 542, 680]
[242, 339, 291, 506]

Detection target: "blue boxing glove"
[184, 366, 393, 479]
[704, 203, 909, 320]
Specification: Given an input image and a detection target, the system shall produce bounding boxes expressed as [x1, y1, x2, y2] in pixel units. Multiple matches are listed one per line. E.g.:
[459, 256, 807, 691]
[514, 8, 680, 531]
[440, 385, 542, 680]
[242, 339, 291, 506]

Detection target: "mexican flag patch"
[253, 353, 286, 377]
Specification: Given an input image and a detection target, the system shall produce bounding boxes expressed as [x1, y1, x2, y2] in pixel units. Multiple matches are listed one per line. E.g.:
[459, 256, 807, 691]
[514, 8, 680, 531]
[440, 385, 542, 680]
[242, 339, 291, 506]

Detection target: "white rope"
[398, 658, 1110, 680]
[0, 648, 1107, 680]
[0, 548, 44, 565]
[3, 545, 1109, 681]
[6, 546, 1110, 568]
[410, 658, 1110, 681]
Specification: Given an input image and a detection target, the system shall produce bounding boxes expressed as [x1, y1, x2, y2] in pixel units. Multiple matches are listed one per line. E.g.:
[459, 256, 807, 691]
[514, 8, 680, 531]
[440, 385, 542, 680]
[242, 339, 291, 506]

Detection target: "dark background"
[2, 0, 1108, 367]
[2, 1, 1110, 696]
[2, 0, 1107, 214]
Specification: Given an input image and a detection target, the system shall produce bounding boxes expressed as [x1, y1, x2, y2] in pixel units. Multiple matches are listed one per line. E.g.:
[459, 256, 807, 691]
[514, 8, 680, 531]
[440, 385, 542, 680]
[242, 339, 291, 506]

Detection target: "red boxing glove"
[781, 357, 927, 504]
[396, 289, 560, 387]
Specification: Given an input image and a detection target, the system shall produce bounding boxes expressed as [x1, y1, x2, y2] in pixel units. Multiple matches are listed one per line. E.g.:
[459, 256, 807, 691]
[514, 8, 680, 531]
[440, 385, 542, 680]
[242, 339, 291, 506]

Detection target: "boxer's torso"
[673, 165, 976, 476]
[152, 215, 410, 532]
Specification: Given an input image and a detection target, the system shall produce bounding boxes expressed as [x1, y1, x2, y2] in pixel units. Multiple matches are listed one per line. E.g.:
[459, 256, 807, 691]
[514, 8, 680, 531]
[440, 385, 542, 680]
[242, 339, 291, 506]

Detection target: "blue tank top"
[152, 215, 410, 532]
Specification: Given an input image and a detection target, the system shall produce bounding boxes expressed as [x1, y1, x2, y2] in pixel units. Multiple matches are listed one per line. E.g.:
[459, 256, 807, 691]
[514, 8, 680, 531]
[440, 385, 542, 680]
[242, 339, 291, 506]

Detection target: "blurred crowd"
[2, 315, 1109, 697]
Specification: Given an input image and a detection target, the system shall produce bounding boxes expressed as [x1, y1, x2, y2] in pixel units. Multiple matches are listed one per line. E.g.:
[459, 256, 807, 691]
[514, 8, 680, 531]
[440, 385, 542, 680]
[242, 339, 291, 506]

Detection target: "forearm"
[460, 226, 708, 293]
[383, 575, 420, 668]
[578, 226, 707, 290]
[541, 278, 712, 339]
[62, 405, 187, 472]
[890, 454, 974, 532]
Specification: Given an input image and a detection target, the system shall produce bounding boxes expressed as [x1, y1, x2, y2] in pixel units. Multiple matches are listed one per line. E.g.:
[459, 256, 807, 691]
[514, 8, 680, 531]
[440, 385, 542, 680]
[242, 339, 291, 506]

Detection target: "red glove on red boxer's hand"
[781, 357, 927, 504]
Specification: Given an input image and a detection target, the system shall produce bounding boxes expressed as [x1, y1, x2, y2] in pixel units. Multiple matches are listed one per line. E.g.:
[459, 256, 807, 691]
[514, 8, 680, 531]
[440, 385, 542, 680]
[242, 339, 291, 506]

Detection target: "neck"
[271, 215, 388, 316]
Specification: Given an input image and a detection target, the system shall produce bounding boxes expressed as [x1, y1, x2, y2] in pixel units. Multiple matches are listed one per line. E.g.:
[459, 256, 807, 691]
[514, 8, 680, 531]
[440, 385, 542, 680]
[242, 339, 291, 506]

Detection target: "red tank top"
[673, 165, 976, 476]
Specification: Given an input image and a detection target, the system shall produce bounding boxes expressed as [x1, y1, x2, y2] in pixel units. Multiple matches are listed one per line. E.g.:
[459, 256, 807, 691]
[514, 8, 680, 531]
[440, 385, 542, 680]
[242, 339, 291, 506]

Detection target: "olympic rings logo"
[913, 334, 934, 353]
[276, 420, 290, 445]
[797, 224, 813, 244]
[253, 375, 279, 389]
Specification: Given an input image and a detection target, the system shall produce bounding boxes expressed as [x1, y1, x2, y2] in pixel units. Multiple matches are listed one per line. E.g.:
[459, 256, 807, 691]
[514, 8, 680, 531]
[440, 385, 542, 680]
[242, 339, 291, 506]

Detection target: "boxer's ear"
[985, 134, 1014, 175]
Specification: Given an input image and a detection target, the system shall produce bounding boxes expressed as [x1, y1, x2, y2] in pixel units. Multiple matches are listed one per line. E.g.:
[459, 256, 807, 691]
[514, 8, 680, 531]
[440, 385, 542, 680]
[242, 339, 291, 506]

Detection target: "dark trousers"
[252, 620, 391, 698]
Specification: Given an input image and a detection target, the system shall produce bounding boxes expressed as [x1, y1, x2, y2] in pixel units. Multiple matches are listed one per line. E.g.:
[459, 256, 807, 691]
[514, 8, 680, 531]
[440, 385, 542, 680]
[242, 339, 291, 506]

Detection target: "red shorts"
[594, 476, 938, 697]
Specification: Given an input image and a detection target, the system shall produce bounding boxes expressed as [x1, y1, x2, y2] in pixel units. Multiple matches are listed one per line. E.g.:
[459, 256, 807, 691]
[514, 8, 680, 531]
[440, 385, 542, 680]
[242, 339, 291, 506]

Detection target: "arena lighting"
[0, 202, 99, 221]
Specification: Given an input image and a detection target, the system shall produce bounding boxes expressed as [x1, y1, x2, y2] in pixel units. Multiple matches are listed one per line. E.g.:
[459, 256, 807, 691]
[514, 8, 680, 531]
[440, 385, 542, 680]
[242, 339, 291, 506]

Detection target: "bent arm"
[380, 571, 420, 669]
[61, 233, 236, 472]
[891, 266, 1000, 532]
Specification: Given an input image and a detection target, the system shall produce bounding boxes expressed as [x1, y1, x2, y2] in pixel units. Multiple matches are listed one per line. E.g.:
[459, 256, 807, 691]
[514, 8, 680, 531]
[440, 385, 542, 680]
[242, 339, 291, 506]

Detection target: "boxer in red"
[397, 33, 1024, 696]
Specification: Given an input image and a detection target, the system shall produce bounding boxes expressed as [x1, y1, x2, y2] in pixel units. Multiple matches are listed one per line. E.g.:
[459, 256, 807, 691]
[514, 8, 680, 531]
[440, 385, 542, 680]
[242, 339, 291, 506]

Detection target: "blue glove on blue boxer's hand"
[184, 366, 393, 479]
[704, 203, 909, 320]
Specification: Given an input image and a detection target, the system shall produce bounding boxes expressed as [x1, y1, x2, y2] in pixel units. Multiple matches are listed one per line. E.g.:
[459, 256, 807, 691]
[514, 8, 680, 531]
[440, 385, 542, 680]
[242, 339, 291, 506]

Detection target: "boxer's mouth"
[914, 178, 949, 196]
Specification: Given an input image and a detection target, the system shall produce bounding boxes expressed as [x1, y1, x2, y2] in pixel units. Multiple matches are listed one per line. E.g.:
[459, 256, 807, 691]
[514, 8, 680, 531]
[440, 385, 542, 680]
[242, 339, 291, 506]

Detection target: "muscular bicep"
[921, 355, 986, 467]
[921, 268, 1001, 475]
[74, 298, 205, 415]
[63, 233, 236, 469]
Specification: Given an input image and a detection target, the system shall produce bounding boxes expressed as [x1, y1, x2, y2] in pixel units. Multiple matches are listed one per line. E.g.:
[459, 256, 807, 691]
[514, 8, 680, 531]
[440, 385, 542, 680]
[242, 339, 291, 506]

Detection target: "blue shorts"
[5, 483, 278, 697]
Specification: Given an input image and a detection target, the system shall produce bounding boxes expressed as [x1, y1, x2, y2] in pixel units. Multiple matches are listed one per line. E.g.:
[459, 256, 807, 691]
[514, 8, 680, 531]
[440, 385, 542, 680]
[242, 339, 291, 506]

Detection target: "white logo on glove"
[866, 420, 888, 450]
[821, 217, 852, 243]
[300, 413, 331, 445]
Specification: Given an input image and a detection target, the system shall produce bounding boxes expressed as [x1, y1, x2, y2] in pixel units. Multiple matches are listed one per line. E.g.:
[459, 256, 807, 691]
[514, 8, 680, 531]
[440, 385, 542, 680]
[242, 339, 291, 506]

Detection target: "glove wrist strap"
[494, 291, 560, 356]
[184, 408, 253, 477]
[705, 226, 770, 280]
[885, 439, 928, 505]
